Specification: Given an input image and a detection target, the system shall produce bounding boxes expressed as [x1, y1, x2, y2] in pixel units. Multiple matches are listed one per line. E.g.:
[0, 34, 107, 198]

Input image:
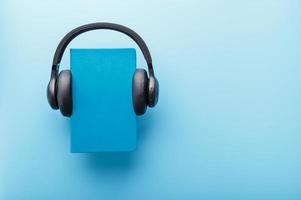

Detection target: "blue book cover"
[70, 48, 137, 152]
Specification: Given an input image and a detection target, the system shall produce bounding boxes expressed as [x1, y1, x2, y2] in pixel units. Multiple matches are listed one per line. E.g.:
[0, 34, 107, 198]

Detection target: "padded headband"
[52, 22, 154, 75]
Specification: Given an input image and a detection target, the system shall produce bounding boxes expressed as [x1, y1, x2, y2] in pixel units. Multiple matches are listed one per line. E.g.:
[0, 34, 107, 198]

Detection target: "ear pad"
[47, 78, 58, 109]
[132, 69, 148, 115]
[57, 70, 72, 117]
[147, 76, 159, 107]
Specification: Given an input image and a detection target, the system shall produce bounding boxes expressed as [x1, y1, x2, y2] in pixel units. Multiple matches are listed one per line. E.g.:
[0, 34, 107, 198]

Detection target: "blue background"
[1, 0, 301, 199]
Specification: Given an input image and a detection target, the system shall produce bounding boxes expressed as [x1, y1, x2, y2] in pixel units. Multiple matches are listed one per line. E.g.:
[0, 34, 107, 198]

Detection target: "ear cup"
[147, 76, 159, 107]
[57, 70, 72, 117]
[47, 78, 58, 109]
[132, 69, 148, 115]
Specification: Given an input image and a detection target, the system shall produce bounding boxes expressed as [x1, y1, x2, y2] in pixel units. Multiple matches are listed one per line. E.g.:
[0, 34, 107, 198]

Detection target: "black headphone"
[47, 22, 159, 117]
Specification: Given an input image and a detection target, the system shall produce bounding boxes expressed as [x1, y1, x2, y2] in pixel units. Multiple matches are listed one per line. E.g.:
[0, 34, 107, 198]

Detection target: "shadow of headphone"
[47, 22, 159, 117]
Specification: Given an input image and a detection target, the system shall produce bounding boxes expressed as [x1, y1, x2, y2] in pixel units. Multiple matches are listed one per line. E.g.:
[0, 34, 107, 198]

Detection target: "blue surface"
[71, 49, 137, 152]
[1, 0, 301, 199]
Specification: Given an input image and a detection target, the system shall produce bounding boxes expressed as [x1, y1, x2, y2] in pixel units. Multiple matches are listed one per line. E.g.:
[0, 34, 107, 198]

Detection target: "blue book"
[70, 48, 137, 152]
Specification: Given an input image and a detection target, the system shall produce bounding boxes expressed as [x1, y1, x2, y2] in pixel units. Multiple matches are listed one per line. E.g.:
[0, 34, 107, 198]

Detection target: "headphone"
[47, 22, 159, 117]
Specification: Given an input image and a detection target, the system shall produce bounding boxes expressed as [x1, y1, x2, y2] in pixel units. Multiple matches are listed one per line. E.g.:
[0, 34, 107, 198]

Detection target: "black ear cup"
[57, 70, 72, 117]
[132, 69, 148, 115]
[147, 76, 159, 107]
[47, 78, 58, 109]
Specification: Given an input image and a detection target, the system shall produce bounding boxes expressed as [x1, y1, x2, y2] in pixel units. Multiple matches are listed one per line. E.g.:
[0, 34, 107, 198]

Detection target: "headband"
[51, 22, 154, 76]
